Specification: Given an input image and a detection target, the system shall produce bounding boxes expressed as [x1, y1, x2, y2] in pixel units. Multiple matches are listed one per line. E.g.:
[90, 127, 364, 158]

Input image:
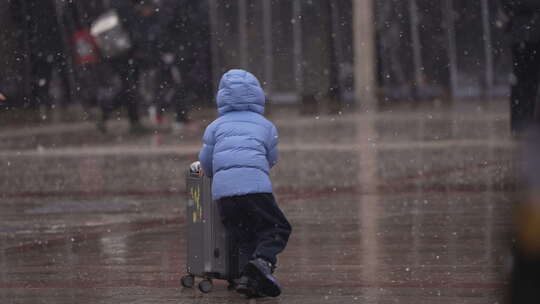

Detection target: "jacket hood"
[216, 69, 265, 116]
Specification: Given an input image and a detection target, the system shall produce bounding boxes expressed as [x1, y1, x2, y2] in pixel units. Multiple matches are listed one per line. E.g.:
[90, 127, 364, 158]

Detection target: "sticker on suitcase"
[190, 186, 203, 223]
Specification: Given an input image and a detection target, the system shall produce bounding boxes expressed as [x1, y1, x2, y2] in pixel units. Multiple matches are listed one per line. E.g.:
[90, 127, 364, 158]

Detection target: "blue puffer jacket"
[199, 69, 279, 200]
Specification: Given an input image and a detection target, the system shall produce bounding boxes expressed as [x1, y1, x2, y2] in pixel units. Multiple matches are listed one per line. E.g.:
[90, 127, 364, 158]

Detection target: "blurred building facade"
[0, 0, 512, 111]
[211, 0, 511, 105]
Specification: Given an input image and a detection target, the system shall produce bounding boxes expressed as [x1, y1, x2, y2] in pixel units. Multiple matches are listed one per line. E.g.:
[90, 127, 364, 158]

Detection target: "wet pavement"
[1, 101, 517, 303]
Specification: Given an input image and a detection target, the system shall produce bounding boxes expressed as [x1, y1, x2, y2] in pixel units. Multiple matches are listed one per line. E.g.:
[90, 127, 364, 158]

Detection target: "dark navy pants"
[218, 193, 292, 272]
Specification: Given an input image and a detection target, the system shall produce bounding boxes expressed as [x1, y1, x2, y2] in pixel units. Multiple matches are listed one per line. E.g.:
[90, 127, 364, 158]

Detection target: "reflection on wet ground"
[1, 103, 516, 303]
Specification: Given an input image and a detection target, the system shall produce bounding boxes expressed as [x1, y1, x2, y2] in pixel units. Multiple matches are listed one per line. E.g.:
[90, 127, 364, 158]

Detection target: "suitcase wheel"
[180, 274, 195, 288]
[198, 279, 213, 293]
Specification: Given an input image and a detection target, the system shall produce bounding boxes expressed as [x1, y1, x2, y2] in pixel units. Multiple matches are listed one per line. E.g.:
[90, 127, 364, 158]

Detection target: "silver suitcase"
[181, 171, 239, 293]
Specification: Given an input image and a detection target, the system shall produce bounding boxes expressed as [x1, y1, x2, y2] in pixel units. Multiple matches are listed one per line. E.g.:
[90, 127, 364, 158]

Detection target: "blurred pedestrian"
[9, 0, 72, 113]
[93, 0, 147, 134]
[500, 0, 540, 136]
[166, 0, 212, 132]
[133, 0, 191, 132]
[508, 125, 540, 304]
[136, 0, 205, 133]
[501, 2, 540, 299]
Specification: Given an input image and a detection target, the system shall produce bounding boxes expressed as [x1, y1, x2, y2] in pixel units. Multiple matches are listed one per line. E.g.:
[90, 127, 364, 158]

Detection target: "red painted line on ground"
[285, 279, 507, 290]
[276, 182, 518, 202]
[385, 159, 514, 184]
[0, 278, 506, 290]
[0, 189, 183, 199]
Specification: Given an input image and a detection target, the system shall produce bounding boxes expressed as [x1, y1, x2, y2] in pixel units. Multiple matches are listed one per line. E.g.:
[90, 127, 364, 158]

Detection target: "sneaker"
[235, 276, 266, 299]
[235, 276, 252, 296]
[243, 258, 281, 297]
[245, 289, 266, 299]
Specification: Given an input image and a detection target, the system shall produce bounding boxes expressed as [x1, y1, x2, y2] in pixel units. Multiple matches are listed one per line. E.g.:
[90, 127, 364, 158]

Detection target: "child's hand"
[190, 161, 204, 176]
[199, 167, 204, 177]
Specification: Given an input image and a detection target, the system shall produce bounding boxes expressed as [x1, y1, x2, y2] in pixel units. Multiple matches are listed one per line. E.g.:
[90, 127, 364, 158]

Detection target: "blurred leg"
[511, 42, 540, 135]
[111, 57, 140, 126]
[31, 59, 53, 109]
[124, 61, 140, 125]
[55, 54, 72, 106]
[174, 86, 189, 124]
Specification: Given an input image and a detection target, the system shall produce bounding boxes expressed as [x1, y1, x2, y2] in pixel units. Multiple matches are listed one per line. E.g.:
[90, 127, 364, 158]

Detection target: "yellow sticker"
[190, 186, 202, 223]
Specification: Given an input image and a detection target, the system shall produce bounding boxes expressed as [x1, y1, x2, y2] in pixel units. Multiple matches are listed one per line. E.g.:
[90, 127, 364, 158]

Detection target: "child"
[199, 69, 292, 297]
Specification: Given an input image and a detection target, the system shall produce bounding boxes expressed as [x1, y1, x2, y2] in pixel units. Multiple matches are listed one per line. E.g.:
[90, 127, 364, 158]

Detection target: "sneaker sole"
[243, 262, 281, 297]
[235, 284, 252, 296]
